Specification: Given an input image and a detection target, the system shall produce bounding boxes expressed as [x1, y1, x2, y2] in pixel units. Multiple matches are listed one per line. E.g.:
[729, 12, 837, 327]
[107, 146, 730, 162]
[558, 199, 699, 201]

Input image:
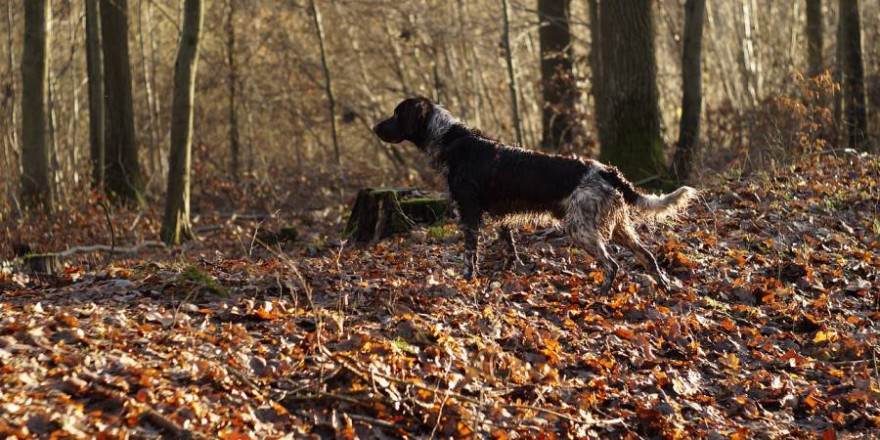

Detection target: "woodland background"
[0, 0, 878, 224]
[1, 1, 879, 439]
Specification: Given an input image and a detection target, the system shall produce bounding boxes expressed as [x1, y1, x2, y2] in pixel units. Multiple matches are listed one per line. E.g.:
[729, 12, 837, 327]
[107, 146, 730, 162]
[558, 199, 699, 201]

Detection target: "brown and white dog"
[374, 97, 696, 293]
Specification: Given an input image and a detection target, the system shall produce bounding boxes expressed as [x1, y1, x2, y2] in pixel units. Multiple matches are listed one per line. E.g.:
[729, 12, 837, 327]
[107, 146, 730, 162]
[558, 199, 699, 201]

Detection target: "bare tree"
[85, 0, 104, 188]
[595, 0, 666, 184]
[100, 0, 145, 205]
[838, 0, 869, 151]
[227, 0, 241, 180]
[806, 0, 823, 77]
[161, 0, 204, 244]
[501, 0, 524, 147]
[311, 0, 340, 164]
[21, 0, 54, 214]
[671, 0, 707, 184]
[537, 0, 575, 151]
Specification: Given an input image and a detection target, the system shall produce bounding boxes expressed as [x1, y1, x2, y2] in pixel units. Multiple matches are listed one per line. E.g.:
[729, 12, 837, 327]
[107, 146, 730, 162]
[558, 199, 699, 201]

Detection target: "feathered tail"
[597, 166, 697, 220]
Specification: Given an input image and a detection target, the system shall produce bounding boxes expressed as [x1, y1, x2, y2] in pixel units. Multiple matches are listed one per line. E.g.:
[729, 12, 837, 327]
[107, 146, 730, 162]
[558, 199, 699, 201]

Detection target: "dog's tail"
[598, 167, 697, 220]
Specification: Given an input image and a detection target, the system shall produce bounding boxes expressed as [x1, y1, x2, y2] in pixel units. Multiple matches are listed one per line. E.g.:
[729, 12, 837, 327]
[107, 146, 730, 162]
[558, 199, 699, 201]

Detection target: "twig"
[345, 412, 403, 429]
[56, 240, 166, 258]
[330, 350, 623, 428]
[97, 199, 114, 268]
[73, 372, 201, 439]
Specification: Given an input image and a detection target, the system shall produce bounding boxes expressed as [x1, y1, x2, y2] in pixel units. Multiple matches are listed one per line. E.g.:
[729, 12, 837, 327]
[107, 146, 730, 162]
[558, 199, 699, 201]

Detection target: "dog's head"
[373, 97, 435, 148]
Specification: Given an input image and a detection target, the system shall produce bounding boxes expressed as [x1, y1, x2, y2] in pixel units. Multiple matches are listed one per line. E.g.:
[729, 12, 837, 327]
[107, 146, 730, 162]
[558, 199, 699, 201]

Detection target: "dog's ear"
[403, 98, 433, 135]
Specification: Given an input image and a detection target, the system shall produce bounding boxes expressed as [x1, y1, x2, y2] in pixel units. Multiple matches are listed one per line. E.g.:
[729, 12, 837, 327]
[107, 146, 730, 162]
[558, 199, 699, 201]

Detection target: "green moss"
[391, 337, 420, 355]
[181, 265, 228, 297]
[279, 225, 299, 242]
[427, 225, 452, 239]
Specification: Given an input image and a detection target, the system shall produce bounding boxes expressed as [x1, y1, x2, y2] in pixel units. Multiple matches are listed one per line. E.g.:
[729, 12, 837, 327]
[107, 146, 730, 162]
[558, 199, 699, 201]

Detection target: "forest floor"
[1, 152, 879, 439]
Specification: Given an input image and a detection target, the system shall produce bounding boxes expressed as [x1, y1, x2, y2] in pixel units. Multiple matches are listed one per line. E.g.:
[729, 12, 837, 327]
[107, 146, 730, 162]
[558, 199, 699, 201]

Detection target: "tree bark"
[596, 0, 666, 185]
[226, 0, 241, 181]
[310, 0, 340, 165]
[838, 0, 869, 151]
[161, 0, 204, 245]
[501, 0, 524, 147]
[85, 0, 104, 188]
[20, 0, 54, 214]
[100, 0, 145, 205]
[137, 0, 160, 180]
[670, 0, 706, 184]
[538, 0, 575, 151]
[588, 0, 603, 150]
[806, 0, 823, 77]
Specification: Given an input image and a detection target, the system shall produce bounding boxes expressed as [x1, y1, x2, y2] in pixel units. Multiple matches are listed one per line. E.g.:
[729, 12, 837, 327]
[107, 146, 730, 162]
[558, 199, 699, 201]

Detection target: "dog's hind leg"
[613, 223, 670, 290]
[499, 226, 524, 267]
[568, 226, 619, 295]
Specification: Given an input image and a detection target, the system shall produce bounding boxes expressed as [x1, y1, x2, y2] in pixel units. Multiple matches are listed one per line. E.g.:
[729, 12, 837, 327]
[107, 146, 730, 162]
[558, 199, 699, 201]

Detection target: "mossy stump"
[345, 188, 449, 243]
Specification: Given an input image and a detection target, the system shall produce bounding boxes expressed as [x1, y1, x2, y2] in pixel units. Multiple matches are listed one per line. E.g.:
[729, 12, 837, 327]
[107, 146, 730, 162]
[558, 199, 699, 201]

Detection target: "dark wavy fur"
[374, 97, 697, 293]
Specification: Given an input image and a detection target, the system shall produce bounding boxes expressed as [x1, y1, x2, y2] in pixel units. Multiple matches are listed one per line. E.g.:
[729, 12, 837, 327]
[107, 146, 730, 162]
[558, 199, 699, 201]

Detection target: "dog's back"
[438, 126, 592, 219]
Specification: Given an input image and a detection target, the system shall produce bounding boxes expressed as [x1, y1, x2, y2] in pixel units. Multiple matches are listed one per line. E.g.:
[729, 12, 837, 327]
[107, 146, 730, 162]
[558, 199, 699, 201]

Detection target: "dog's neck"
[423, 106, 460, 147]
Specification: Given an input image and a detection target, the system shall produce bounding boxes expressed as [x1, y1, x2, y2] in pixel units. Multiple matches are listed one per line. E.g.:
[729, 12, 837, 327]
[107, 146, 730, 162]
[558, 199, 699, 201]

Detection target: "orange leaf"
[614, 328, 635, 340]
[721, 318, 736, 332]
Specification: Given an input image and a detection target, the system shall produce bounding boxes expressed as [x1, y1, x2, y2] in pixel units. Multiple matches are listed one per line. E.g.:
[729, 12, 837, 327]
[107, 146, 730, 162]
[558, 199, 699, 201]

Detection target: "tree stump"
[344, 188, 449, 244]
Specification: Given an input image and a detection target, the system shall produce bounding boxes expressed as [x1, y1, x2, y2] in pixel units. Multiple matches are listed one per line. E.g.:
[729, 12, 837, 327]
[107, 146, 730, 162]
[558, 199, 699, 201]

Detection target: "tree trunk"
[310, 0, 340, 165]
[227, 0, 241, 181]
[538, 0, 575, 151]
[588, 0, 603, 152]
[85, 0, 104, 188]
[161, 0, 204, 245]
[596, 0, 666, 185]
[806, 0, 823, 77]
[501, 0, 524, 147]
[20, 0, 54, 214]
[137, 0, 160, 182]
[100, 0, 145, 205]
[670, 0, 706, 184]
[838, 0, 869, 151]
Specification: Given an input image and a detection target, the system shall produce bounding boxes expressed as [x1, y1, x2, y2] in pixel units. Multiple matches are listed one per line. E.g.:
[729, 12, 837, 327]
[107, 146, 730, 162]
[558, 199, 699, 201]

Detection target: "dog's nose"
[372, 124, 380, 134]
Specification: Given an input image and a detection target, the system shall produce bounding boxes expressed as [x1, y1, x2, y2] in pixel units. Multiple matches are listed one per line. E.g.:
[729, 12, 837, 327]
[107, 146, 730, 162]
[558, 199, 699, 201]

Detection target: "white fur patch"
[425, 106, 459, 147]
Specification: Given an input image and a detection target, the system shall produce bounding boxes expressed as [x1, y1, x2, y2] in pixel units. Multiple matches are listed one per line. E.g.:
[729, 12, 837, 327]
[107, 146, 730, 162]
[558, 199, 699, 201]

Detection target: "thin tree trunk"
[21, 0, 54, 214]
[538, 0, 575, 151]
[671, 0, 707, 184]
[67, 6, 80, 189]
[161, 0, 204, 245]
[596, 0, 666, 185]
[806, 0, 823, 76]
[100, 0, 145, 205]
[383, 20, 410, 96]
[85, 0, 104, 188]
[4, 3, 17, 213]
[588, 0, 603, 151]
[740, 0, 759, 106]
[310, 0, 340, 165]
[137, 0, 159, 181]
[226, 0, 241, 181]
[146, 0, 163, 176]
[501, 0, 524, 147]
[47, 59, 61, 202]
[838, 0, 869, 150]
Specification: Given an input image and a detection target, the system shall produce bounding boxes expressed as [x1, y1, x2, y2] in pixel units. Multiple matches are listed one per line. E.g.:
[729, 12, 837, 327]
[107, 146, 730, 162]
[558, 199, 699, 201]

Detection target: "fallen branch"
[21, 241, 167, 274]
[57, 240, 166, 258]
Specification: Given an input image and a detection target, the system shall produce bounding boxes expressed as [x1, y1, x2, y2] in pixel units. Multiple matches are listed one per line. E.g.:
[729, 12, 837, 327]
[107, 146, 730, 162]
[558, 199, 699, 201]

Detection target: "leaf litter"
[0, 154, 878, 439]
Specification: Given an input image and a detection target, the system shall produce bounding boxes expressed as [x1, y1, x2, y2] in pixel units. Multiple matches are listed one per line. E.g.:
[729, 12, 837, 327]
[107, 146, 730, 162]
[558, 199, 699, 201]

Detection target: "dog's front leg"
[459, 205, 483, 280]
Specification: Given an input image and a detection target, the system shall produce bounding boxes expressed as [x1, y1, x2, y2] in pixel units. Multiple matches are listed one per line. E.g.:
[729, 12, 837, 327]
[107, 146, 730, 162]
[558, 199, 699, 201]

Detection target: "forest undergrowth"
[1, 152, 879, 439]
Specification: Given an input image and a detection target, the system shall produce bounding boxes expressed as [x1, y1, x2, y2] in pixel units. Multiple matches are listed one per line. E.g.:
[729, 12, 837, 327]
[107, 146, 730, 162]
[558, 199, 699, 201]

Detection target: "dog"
[373, 97, 696, 293]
